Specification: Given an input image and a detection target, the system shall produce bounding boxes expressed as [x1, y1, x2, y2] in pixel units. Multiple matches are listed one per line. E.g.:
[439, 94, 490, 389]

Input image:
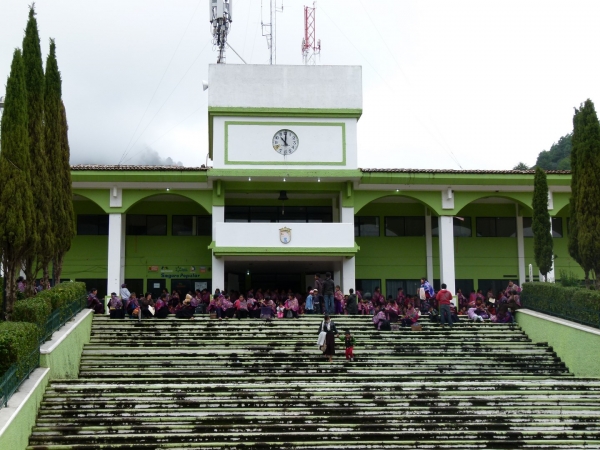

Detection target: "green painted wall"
[0, 369, 50, 450]
[40, 310, 93, 380]
[517, 309, 600, 377]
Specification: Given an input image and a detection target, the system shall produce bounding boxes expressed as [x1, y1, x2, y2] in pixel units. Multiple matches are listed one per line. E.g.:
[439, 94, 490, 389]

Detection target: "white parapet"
[214, 222, 355, 249]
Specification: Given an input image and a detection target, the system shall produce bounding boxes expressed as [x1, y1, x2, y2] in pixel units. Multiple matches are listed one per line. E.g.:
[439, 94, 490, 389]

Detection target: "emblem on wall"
[279, 227, 292, 244]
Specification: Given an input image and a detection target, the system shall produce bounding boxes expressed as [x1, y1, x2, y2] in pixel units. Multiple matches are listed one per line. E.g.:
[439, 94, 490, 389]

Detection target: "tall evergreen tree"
[573, 99, 600, 288]
[53, 99, 74, 283]
[568, 106, 590, 284]
[532, 167, 553, 278]
[45, 39, 65, 286]
[22, 4, 53, 295]
[0, 49, 35, 319]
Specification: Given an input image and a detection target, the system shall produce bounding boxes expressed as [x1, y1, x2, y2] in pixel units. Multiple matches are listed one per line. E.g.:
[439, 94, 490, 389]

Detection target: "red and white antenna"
[302, 2, 321, 65]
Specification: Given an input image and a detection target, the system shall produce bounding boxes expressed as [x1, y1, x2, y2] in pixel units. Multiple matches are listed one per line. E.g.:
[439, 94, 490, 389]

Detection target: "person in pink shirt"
[334, 285, 344, 315]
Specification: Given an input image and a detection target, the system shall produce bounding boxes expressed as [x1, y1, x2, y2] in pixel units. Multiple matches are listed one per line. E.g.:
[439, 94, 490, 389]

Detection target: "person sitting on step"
[221, 294, 235, 319]
[372, 306, 387, 330]
[87, 288, 105, 314]
[108, 292, 124, 319]
[385, 297, 400, 323]
[154, 294, 170, 318]
[140, 292, 155, 318]
[175, 296, 195, 319]
[400, 302, 420, 327]
[235, 294, 249, 319]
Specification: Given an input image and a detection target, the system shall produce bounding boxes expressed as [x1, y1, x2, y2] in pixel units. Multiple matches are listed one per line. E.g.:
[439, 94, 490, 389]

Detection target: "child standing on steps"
[340, 329, 356, 361]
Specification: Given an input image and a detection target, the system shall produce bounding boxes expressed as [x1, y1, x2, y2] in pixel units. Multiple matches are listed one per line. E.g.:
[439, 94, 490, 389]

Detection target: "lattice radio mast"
[302, 2, 321, 65]
[210, 0, 233, 64]
[262, 0, 284, 65]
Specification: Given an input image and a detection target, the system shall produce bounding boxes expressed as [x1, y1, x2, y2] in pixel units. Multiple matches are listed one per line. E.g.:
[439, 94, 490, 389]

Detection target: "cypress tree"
[573, 99, 600, 288]
[53, 99, 74, 283]
[568, 106, 590, 284]
[532, 167, 553, 278]
[22, 5, 53, 294]
[0, 49, 35, 319]
[45, 39, 65, 286]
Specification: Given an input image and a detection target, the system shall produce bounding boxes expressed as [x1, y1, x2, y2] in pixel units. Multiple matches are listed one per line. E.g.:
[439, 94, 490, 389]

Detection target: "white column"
[548, 217, 555, 282]
[341, 206, 354, 225]
[342, 257, 356, 294]
[334, 261, 342, 290]
[107, 214, 125, 295]
[516, 213, 526, 286]
[425, 210, 434, 283]
[212, 206, 225, 293]
[438, 216, 456, 294]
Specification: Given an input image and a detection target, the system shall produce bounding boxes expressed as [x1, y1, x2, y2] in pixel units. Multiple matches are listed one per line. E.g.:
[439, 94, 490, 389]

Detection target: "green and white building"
[67, 64, 576, 299]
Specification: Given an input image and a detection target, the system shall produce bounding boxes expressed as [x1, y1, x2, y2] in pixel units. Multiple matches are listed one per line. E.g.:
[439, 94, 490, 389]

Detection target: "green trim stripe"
[224, 121, 346, 166]
[209, 242, 360, 257]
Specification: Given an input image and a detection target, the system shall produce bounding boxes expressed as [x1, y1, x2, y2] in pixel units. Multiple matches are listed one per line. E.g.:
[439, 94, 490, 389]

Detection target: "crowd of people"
[87, 274, 521, 327]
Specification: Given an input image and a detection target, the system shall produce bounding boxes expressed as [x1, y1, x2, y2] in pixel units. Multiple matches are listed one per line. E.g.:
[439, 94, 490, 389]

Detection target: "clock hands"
[281, 131, 288, 147]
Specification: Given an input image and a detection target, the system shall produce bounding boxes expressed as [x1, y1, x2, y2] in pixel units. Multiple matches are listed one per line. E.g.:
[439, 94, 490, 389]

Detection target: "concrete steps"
[27, 315, 600, 449]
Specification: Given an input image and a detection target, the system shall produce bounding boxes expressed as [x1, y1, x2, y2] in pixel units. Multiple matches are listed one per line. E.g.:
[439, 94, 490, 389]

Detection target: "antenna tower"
[210, 0, 233, 64]
[262, 0, 284, 65]
[302, 2, 321, 65]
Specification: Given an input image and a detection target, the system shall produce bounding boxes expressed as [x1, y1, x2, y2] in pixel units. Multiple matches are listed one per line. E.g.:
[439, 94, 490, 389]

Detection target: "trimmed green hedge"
[12, 297, 52, 341]
[37, 282, 87, 311]
[0, 322, 39, 379]
[522, 282, 600, 328]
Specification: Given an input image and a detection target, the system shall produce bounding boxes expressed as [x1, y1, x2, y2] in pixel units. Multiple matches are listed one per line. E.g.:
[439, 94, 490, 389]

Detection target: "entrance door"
[147, 279, 166, 299]
[125, 279, 144, 298]
[171, 279, 211, 299]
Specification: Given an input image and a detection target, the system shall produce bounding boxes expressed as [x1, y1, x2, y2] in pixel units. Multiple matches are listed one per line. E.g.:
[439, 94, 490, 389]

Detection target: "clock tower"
[208, 64, 362, 169]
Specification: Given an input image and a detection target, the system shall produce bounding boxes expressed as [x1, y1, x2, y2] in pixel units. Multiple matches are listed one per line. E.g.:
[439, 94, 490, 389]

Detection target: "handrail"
[0, 295, 87, 408]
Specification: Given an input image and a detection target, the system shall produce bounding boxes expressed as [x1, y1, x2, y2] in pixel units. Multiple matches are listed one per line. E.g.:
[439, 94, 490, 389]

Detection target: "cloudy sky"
[1, 0, 600, 169]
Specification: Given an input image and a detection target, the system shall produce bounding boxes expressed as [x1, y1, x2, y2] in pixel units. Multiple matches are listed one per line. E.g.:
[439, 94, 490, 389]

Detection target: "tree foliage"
[535, 133, 572, 170]
[0, 49, 36, 319]
[532, 167, 553, 278]
[513, 162, 530, 170]
[571, 99, 600, 288]
[22, 4, 53, 295]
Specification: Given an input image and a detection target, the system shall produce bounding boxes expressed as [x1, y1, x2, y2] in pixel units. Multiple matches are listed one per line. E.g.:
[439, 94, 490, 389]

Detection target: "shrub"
[12, 296, 52, 341]
[0, 322, 39, 379]
[558, 269, 582, 287]
[37, 281, 87, 322]
[522, 282, 600, 328]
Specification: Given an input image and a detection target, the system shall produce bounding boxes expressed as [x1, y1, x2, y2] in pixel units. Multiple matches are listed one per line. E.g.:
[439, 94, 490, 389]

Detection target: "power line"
[118, 0, 201, 165]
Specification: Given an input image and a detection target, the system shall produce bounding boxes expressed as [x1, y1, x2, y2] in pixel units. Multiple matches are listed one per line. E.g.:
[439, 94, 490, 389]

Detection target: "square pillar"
[342, 257, 356, 294]
[438, 216, 456, 294]
[425, 209, 434, 283]
[107, 213, 125, 295]
[516, 211, 526, 286]
[212, 206, 225, 293]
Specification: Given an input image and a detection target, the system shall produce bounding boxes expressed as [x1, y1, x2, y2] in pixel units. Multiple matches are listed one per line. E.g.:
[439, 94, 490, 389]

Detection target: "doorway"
[147, 279, 166, 299]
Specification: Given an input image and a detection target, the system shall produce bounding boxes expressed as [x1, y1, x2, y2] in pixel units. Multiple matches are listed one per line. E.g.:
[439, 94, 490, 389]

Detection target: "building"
[66, 64, 577, 299]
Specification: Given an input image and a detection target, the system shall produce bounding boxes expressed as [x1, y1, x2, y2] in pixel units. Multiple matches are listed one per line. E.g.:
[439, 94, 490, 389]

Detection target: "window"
[385, 217, 425, 237]
[432, 217, 472, 237]
[77, 215, 109, 235]
[355, 216, 380, 237]
[225, 206, 333, 223]
[356, 279, 381, 297]
[385, 279, 422, 297]
[172, 216, 212, 236]
[476, 217, 517, 237]
[126, 215, 167, 236]
[523, 217, 563, 238]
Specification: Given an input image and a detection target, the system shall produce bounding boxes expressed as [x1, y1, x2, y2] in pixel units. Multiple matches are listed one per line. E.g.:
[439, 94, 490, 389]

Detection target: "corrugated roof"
[360, 168, 571, 175]
[71, 165, 208, 171]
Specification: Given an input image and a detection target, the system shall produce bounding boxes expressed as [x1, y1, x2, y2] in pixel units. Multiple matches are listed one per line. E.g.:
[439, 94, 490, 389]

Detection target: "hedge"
[0, 322, 39, 379]
[522, 282, 600, 328]
[36, 282, 87, 322]
[12, 297, 52, 341]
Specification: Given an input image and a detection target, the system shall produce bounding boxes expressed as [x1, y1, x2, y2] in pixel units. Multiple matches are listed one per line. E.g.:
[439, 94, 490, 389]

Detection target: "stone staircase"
[27, 315, 600, 449]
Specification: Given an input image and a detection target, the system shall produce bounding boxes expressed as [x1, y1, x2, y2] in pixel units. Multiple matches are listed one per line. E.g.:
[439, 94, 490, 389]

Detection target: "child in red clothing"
[340, 329, 356, 361]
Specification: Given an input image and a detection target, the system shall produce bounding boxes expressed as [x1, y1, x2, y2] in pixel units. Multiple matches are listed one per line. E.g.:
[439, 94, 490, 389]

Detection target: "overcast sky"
[1, 0, 600, 169]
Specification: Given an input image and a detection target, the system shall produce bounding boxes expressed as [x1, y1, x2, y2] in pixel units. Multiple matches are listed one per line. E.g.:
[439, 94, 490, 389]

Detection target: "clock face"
[272, 129, 299, 155]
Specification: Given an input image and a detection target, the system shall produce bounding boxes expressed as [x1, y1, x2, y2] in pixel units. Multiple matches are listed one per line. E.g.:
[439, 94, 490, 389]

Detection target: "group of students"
[86, 278, 521, 327]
